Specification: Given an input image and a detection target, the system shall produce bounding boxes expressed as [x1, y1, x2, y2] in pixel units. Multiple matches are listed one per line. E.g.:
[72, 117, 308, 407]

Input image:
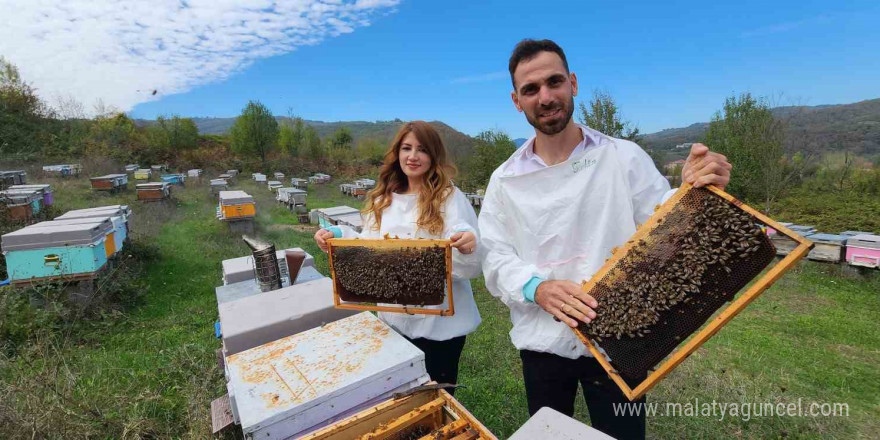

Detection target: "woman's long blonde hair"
[363, 121, 457, 236]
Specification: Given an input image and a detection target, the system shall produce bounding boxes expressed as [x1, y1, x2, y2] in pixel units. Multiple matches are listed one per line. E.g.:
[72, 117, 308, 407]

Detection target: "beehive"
[137, 182, 172, 201]
[572, 184, 812, 401]
[9, 184, 53, 206]
[134, 169, 152, 180]
[224, 312, 429, 439]
[328, 238, 454, 316]
[160, 173, 185, 186]
[316, 206, 359, 228]
[301, 385, 497, 440]
[806, 233, 847, 263]
[90, 174, 128, 191]
[845, 234, 880, 268]
[218, 191, 256, 220]
[2, 223, 110, 283]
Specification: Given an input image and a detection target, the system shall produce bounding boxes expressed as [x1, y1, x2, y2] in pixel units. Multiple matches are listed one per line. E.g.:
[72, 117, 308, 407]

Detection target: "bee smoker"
[243, 235, 282, 292]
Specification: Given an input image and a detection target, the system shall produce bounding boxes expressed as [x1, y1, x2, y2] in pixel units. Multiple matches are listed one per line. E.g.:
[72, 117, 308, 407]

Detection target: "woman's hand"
[451, 231, 477, 255]
[314, 229, 335, 253]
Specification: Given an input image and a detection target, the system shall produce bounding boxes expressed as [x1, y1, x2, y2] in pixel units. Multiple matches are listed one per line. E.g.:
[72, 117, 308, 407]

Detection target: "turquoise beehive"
[1, 223, 109, 282]
[55, 206, 131, 251]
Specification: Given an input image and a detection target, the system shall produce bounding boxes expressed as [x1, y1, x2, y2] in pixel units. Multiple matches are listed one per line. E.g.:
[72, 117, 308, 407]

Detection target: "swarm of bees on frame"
[581, 192, 768, 343]
[333, 245, 447, 305]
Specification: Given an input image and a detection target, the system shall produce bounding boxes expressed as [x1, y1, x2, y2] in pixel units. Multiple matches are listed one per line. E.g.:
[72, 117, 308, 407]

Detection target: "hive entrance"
[328, 239, 455, 316]
[573, 184, 812, 400]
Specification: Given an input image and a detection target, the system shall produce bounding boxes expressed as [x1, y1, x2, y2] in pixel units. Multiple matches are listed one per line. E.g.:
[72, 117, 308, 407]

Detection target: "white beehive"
[225, 312, 429, 439]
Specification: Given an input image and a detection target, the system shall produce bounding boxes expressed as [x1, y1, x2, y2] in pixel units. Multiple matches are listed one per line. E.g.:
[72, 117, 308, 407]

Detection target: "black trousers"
[404, 335, 467, 395]
[520, 350, 647, 440]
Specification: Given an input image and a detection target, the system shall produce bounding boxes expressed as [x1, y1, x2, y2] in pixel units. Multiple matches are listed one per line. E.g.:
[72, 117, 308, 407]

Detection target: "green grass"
[1, 175, 878, 439]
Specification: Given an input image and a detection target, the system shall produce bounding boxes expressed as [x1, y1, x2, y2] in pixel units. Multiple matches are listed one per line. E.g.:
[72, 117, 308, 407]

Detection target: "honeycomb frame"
[327, 237, 455, 316]
[573, 183, 813, 401]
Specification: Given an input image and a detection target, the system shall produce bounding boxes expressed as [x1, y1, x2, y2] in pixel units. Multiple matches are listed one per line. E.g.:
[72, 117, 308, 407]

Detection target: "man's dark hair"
[508, 39, 569, 88]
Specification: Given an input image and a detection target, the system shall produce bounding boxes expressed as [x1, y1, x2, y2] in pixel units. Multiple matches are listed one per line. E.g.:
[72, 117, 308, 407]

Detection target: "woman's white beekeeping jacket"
[331, 187, 482, 341]
[479, 125, 676, 359]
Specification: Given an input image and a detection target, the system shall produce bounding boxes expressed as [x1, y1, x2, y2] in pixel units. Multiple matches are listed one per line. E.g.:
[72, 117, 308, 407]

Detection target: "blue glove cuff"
[327, 226, 343, 238]
[522, 276, 544, 303]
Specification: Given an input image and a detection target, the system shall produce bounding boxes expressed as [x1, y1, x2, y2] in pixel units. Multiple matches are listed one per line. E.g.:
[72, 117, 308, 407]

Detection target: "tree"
[304, 125, 324, 160]
[230, 100, 278, 167]
[460, 130, 516, 191]
[703, 93, 791, 211]
[279, 115, 305, 157]
[578, 89, 641, 142]
[330, 127, 353, 150]
[0, 56, 52, 157]
[355, 138, 386, 165]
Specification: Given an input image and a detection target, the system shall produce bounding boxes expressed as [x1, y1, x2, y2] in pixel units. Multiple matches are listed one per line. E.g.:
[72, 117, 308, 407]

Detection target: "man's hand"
[534, 280, 598, 328]
[450, 231, 477, 254]
[682, 143, 732, 190]
[314, 229, 334, 253]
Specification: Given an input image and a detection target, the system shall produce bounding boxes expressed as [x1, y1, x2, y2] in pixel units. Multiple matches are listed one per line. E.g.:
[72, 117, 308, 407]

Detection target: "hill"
[138, 117, 477, 160]
[641, 98, 880, 157]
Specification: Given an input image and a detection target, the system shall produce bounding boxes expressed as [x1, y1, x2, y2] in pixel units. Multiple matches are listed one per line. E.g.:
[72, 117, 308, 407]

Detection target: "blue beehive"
[29, 218, 116, 257]
[161, 174, 185, 186]
[1, 223, 110, 282]
[55, 206, 131, 252]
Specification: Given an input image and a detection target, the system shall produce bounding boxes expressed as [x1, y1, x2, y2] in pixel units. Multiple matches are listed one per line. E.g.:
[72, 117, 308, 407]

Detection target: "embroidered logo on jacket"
[571, 158, 598, 174]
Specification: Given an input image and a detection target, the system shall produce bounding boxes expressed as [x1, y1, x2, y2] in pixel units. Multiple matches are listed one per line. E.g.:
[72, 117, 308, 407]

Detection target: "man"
[478, 39, 732, 439]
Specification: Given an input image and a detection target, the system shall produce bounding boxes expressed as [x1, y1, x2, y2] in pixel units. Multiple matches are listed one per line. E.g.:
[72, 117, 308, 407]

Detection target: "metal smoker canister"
[243, 235, 282, 292]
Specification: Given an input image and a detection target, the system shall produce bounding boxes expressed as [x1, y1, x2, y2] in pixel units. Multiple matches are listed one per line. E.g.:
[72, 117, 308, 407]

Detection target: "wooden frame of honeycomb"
[572, 183, 814, 401]
[328, 238, 455, 316]
[300, 385, 497, 440]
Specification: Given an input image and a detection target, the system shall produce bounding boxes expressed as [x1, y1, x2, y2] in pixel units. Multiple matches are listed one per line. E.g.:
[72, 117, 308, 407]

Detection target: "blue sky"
[4, 1, 878, 139]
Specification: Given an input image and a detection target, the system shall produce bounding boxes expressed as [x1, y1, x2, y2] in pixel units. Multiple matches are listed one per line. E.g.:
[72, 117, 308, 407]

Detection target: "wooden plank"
[210, 394, 235, 434]
[416, 419, 468, 440]
[358, 397, 446, 440]
[574, 184, 814, 401]
[300, 392, 436, 440]
[437, 390, 497, 440]
[448, 429, 479, 440]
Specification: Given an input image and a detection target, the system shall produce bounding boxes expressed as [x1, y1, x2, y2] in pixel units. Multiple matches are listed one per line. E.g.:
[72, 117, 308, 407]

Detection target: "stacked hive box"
[210, 179, 228, 195]
[56, 205, 131, 253]
[90, 174, 128, 191]
[10, 185, 53, 206]
[290, 177, 308, 190]
[137, 182, 172, 201]
[218, 191, 255, 220]
[1, 189, 43, 220]
[0, 170, 28, 189]
[276, 188, 308, 222]
[267, 180, 283, 192]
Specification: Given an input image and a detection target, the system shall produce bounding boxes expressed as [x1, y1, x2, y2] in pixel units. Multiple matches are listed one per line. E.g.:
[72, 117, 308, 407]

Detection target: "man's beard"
[525, 95, 574, 136]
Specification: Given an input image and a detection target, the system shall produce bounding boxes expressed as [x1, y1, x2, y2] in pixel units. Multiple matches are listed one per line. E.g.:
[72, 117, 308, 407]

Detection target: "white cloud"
[0, 0, 400, 115]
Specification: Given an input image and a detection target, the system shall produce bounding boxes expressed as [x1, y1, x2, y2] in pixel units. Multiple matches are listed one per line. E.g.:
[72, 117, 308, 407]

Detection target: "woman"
[315, 121, 481, 390]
